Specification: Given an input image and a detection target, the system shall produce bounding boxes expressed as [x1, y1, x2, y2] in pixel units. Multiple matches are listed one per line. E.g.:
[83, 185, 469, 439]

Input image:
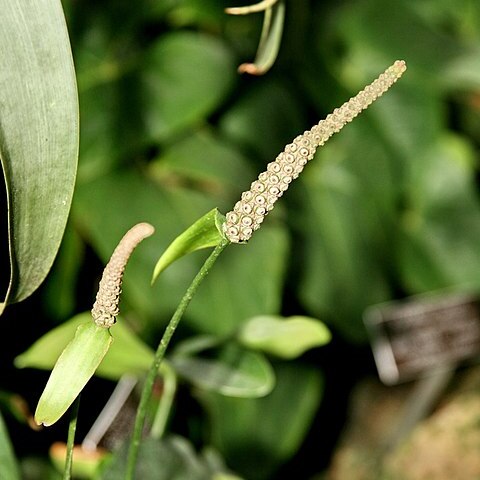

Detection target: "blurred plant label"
[364, 292, 480, 385]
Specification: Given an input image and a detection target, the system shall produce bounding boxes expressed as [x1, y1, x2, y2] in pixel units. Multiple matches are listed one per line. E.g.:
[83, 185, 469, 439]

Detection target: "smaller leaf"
[238, 315, 331, 358]
[0, 411, 20, 480]
[15, 312, 154, 380]
[171, 349, 274, 398]
[152, 208, 226, 284]
[35, 322, 113, 426]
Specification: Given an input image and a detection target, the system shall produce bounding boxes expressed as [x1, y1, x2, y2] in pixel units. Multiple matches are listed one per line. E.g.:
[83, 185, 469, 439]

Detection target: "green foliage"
[102, 436, 239, 480]
[0, 411, 20, 480]
[4, 0, 480, 478]
[0, 0, 78, 312]
[238, 315, 331, 358]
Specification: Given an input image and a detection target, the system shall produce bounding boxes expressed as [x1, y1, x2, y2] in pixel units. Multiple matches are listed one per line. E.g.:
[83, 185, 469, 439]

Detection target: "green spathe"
[35, 322, 112, 427]
[152, 208, 226, 284]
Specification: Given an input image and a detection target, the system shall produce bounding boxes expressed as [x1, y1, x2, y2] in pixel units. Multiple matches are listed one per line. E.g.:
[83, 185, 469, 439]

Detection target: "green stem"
[63, 395, 80, 480]
[150, 362, 177, 440]
[125, 238, 229, 479]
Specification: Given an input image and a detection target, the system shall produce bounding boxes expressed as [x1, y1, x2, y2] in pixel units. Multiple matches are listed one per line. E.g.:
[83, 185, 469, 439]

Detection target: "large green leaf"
[200, 363, 323, 480]
[143, 31, 236, 142]
[398, 134, 480, 292]
[0, 0, 79, 312]
[0, 411, 20, 480]
[172, 348, 275, 398]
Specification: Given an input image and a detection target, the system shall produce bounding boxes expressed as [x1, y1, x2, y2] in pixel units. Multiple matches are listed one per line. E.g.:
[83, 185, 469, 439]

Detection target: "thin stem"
[150, 362, 177, 440]
[125, 238, 229, 479]
[63, 395, 80, 480]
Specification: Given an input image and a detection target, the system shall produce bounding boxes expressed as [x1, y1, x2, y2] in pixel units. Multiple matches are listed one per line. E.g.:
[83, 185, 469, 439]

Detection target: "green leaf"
[0, 411, 20, 480]
[200, 363, 323, 480]
[143, 31, 235, 142]
[398, 134, 480, 292]
[15, 312, 154, 381]
[148, 129, 254, 201]
[0, 0, 79, 312]
[35, 322, 112, 426]
[219, 78, 305, 161]
[101, 435, 240, 480]
[238, 315, 331, 359]
[172, 348, 275, 398]
[152, 209, 226, 284]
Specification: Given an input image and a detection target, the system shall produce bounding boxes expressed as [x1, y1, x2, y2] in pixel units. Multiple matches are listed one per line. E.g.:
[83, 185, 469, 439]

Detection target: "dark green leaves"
[0, 0, 78, 312]
[143, 32, 236, 141]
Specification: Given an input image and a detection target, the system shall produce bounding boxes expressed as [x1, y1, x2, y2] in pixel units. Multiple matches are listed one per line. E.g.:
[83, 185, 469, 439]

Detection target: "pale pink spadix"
[223, 60, 407, 243]
[92, 223, 155, 327]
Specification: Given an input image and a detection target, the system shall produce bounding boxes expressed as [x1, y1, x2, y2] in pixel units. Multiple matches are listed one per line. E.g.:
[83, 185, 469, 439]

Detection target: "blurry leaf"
[15, 312, 154, 381]
[334, 0, 462, 83]
[167, 0, 226, 28]
[101, 435, 239, 480]
[143, 31, 236, 142]
[238, 315, 331, 358]
[0, 411, 20, 480]
[200, 363, 323, 480]
[152, 209, 226, 284]
[186, 225, 289, 336]
[0, 0, 79, 311]
[35, 323, 112, 426]
[15, 315, 87, 371]
[297, 132, 393, 342]
[172, 348, 274, 398]
[399, 134, 480, 292]
[148, 129, 254, 200]
[174, 335, 223, 357]
[219, 78, 305, 161]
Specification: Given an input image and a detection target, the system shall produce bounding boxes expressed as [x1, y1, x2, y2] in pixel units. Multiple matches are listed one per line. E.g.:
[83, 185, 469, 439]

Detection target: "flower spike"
[92, 223, 155, 327]
[223, 60, 407, 243]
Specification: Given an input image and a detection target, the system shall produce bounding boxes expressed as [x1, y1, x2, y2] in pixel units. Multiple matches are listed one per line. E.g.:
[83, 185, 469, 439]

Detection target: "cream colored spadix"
[223, 60, 407, 243]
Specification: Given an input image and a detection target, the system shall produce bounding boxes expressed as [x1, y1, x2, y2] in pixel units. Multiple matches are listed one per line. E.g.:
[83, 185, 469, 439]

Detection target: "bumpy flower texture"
[223, 60, 407, 243]
[92, 222, 155, 328]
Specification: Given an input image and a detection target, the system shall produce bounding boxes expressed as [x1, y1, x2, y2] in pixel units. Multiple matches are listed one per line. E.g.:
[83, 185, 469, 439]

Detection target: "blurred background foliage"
[3, 0, 480, 478]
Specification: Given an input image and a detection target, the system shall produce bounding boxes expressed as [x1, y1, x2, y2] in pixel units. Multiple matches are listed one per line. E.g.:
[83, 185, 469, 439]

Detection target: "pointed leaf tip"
[151, 209, 226, 284]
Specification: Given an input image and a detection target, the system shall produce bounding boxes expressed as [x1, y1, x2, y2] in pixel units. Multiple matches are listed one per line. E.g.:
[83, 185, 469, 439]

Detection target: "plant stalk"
[125, 238, 229, 479]
[63, 395, 80, 480]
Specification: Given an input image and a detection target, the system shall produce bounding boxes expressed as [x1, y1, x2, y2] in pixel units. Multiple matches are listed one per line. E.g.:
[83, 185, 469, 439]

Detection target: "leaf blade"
[0, 0, 79, 309]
